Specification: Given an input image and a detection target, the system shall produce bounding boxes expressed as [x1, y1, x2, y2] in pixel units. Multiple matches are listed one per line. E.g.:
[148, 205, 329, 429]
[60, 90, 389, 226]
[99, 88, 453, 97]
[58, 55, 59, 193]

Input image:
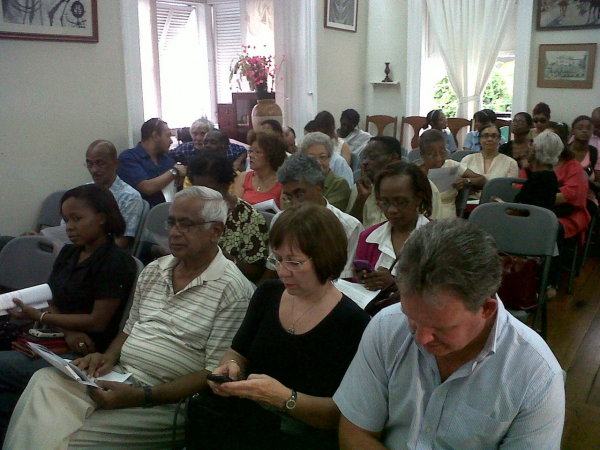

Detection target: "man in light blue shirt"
[334, 219, 564, 450]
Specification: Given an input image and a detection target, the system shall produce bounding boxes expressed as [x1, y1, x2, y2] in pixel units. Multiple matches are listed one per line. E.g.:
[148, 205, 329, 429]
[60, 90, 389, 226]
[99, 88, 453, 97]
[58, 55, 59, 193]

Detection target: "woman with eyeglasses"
[232, 132, 287, 211]
[205, 204, 370, 449]
[531, 102, 552, 139]
[299, 132, 351, 210]
[0, 185, 136, 439]
[354, 162, 432, 292]
[462, 124, 519, 199]
[499, 112, 534, 169]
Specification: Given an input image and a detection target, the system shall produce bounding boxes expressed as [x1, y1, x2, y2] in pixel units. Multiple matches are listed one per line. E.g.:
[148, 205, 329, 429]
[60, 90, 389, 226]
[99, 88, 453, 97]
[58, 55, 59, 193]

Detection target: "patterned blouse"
[221, 198, 269, 265]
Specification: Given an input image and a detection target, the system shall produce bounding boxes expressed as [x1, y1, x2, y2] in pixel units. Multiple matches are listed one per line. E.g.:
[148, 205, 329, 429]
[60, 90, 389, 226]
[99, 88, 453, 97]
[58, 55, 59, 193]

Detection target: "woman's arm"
[341, 142, 352, 165]
[232, 172, 247, 198]
[37, 298, 123, 333]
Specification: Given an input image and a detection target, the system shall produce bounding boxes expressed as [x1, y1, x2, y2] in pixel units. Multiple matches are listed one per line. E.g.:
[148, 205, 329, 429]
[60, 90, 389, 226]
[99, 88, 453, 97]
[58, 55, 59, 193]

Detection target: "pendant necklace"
[287, 297, 319, 335]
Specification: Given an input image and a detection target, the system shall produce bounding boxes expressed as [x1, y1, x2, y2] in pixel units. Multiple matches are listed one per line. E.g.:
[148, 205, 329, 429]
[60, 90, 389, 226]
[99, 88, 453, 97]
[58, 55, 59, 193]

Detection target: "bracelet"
[39, 311, 49, 325]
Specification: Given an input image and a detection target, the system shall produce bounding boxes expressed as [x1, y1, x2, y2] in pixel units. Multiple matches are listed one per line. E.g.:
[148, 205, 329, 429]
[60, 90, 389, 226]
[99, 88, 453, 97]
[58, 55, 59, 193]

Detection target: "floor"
[547, 255, 600, 449]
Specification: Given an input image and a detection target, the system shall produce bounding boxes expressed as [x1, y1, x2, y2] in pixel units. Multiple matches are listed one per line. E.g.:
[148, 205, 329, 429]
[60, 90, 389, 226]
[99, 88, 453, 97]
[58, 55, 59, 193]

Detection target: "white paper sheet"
[162, 180, 177, 203]
[41, 224, 71, 245]
[0, 284, 52, 316]
[428, 166, 460, 193]
[333, 279, 380, 309]
[252, 199, 281, 213]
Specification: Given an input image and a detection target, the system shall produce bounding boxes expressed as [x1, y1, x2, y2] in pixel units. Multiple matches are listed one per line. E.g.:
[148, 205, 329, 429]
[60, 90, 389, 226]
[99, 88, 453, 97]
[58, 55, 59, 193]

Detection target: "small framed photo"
[537, 0, 600, 31]
[325, 0, 358, 32]
[0, 0, 98, 43]
[537, 43, 597, 89]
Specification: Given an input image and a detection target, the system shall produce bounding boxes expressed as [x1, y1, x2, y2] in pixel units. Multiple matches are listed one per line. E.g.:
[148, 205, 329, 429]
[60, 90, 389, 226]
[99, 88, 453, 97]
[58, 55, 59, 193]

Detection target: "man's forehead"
[86, 148, 114, 161]
[170, 197, 204, 216]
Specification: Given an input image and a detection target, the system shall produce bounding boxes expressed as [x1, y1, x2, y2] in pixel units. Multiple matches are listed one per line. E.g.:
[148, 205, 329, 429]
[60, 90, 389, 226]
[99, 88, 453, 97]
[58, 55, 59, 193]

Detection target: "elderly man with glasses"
[4, 187, 255, 450]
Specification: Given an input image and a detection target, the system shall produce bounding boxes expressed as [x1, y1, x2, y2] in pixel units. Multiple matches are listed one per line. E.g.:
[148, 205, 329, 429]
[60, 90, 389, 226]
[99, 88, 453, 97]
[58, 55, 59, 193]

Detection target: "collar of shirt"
[132, 142, 170, 162]
[365, 215, 430, 258]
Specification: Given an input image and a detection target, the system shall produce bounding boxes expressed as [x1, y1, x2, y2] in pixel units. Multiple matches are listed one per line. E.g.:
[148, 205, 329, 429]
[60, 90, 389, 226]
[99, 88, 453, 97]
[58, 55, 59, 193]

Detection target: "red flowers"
[230, 46, 277, 94]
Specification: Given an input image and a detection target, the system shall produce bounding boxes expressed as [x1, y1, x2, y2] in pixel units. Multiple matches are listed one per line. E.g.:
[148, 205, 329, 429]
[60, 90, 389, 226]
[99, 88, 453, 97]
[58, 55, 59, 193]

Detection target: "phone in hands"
[353, 260, 374, 274]
[206, 374, 233, 384]
[28, 328, 65, 339]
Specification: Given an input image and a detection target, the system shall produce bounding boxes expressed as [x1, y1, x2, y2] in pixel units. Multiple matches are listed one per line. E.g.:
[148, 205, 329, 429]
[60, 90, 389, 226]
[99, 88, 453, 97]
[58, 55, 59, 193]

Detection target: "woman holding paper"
[0, 185, 136, 440]
[418, 130, 485, 218]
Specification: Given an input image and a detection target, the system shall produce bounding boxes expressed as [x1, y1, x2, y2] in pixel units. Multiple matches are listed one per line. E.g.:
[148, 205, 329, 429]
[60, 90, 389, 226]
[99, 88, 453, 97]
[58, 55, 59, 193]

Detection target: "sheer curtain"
[425, 0, 516, 118]
[273, 0, 317, 132]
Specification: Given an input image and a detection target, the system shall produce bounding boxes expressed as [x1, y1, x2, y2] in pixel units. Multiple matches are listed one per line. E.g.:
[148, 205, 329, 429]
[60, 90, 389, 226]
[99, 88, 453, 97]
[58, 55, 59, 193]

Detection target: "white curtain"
[273, 0, 317, 132]
[425, 0, 515, 118]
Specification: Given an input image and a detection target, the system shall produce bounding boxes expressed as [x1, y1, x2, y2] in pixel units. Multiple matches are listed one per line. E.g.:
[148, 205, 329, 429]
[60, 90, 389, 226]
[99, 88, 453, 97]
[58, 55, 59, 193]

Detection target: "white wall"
[315, 0, 369, 126]
[528, 27, 600, 123]
[0, 2, 130, 236]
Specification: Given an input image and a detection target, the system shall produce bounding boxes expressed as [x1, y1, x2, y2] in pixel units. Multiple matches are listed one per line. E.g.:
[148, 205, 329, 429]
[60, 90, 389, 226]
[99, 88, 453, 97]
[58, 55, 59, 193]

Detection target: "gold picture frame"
[537, 43, 596, 89]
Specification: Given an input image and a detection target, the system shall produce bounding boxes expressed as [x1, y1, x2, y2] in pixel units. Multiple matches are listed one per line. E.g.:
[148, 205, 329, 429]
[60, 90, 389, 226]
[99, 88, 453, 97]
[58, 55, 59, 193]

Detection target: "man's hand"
[7, 298, 42, 322]
[73, 352, 115, 378]
[174, 163, 187, 178]
[360, 268, 396, 291]
[64, 331, 96, 356]
[90, 382, 144, 410]
[356, 177, 373, 202]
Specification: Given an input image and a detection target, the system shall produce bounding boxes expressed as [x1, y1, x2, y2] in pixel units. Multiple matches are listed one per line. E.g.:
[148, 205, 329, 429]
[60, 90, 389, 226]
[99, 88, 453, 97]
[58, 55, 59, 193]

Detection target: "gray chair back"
[0, 236, 62, 291]
[260, 211, 275, 228]
[119, 256, 145, 330]
[407, 148, 422, 163]
[36, 190, 67, 231]
[353, 169, 362, 184]
[450, 150, 477, 162]
[480, 177, 526, 204]
[349, 152, 361, 172]
[133, 202, 171, 258]
[130, 200, 151, 257]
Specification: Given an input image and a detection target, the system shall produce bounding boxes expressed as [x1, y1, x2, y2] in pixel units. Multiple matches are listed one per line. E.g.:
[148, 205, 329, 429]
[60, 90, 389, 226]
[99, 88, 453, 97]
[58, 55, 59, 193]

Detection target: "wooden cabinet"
[217, 92, 261, 144]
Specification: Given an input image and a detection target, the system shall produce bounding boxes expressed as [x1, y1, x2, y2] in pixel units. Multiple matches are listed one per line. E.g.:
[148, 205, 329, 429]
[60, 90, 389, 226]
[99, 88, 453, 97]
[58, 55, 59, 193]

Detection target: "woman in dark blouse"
[207, 204, 371, 449]
[0, 185, 136, 440]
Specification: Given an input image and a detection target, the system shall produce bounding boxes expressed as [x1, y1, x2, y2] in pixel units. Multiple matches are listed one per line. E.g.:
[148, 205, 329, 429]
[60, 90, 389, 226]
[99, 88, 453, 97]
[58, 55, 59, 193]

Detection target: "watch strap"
[143, 386, 153, 408]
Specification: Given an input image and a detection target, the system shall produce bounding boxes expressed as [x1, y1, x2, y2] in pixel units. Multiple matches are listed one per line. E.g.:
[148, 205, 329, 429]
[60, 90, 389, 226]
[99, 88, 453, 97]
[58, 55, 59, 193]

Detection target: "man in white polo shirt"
[334, 219, 564, 450]
[4, 187, 255, 450]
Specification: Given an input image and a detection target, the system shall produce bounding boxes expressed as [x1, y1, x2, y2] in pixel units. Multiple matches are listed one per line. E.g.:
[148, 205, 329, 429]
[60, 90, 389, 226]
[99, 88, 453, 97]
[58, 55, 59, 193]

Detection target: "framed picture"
[0, 0, 98, 43]
[537, 0, 600, 30]
[537, 43, 597, 89]
[324, 0, 358, 32]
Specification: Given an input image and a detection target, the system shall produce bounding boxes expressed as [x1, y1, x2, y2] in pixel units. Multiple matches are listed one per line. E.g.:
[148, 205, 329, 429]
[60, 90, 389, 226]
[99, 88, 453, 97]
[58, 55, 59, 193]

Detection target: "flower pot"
[251, 99, 283, 131]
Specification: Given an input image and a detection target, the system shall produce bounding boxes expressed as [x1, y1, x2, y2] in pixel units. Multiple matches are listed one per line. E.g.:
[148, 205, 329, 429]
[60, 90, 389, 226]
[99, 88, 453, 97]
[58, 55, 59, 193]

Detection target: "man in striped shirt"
[334, 219, 565, 450]
[4, 187, 255, 450]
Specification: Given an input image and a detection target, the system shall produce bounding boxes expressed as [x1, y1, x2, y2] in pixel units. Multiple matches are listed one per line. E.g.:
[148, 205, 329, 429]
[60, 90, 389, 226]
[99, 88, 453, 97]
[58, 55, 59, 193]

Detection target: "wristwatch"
[467, 178, 473, 188]
[284, 389, 297, 413]
[169, 167, 179, 177]
[143, 386, 154, 408]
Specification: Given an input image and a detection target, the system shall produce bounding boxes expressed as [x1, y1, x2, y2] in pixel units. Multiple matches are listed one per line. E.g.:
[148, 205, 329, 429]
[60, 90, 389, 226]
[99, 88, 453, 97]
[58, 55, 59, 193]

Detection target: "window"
[213, 2, 243, 104]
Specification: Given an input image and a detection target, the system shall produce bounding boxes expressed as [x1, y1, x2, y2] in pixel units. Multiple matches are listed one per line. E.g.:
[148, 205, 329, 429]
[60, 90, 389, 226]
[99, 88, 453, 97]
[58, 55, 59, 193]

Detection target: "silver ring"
[79, 342, 85, 347]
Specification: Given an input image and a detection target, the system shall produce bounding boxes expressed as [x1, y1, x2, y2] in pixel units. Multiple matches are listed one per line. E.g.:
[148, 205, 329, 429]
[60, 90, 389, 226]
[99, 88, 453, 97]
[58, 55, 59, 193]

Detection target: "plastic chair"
[349, 152, 361, 172]
[365, 115, 398, 138]
[260, 211, 275, 229]
[133, 202, 171, 259]
[130, 200, 151, 257]
[118, 256, 145, 330]
[469, 202, 559, 339]
[480, 177, 526, 204]
[450, 150, 477, 162]
[36, 190, 67, 232]
[0, 236, 62, 291]
[399, 116, 427, 150]
[446, 118, 471, 148]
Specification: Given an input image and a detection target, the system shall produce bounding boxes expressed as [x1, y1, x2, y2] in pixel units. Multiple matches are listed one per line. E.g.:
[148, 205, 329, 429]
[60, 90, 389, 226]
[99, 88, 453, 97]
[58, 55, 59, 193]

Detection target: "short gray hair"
[298, 132, 334, 157]
[534, 130, 563, 166]
[190, 118, 214, 133]
[397, 219, 502, 312]
[277, 154, 326, 186]
[173, 186, 228, 226]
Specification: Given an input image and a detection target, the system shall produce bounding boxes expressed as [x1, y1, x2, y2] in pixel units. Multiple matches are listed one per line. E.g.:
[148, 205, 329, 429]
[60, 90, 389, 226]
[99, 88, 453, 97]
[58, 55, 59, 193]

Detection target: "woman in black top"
[499, 112, 533, 169]
[0, 185, 136, 440]
[207, 204, 371, 449]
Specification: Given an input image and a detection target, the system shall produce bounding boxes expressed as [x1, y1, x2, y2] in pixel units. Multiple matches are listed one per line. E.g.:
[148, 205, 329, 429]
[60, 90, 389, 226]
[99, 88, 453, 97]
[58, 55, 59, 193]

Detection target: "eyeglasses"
[247, 148, 264, 155]
[513, 119, 528, 125]
[164, 218, 217, 233]
[376, 197, 415, 210]
[283, 191, 307, 204]
[480, 133, 500, 140]
[533, 117, 548, 124]
[422, 151, 446, 159]
[267, 254, 312, 272]
[84, 161, 108, 169]
[308, 154, 330, 162]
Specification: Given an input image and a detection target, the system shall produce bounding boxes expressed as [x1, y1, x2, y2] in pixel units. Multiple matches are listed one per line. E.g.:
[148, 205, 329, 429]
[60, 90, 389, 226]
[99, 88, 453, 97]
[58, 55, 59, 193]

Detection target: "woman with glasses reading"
[204, 204, 370, 449]
[354, 162, 432, 293]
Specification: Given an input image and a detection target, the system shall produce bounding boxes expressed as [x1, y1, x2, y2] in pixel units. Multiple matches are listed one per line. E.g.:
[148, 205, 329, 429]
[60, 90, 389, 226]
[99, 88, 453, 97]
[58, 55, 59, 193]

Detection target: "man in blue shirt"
[117, 118, 186, 207]
[334, 219, 564, 450]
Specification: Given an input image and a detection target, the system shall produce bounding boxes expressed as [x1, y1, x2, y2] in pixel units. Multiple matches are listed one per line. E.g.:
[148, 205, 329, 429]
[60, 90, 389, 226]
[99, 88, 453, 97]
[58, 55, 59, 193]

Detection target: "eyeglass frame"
[376, 196, 418, 211]
[479, 133, 500, 140]
[164, 218, 217, 233]
[267, 254, 312, 272]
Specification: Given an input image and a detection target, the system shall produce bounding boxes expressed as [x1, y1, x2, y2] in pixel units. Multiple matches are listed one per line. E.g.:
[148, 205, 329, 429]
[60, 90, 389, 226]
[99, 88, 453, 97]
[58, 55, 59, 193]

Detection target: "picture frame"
[324, 0, 358, 32]
[537, 0, 600, 31]
[537, 43, 597, 89]
[0, 0, 98, 43]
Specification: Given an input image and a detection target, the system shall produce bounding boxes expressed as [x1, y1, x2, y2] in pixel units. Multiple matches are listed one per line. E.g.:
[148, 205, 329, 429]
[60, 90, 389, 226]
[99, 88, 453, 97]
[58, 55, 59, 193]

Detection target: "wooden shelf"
[370, 81, 400, 86]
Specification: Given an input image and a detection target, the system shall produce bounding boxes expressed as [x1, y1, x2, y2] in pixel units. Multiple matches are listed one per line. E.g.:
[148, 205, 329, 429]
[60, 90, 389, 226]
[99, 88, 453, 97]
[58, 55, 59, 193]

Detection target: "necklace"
[287, 297, 319, 335]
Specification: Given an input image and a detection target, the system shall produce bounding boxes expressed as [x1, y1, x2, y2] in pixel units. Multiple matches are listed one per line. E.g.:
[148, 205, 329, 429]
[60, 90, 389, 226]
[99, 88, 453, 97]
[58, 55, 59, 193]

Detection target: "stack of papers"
[0, 284, 52, 316]
[333, 279, 380, 309]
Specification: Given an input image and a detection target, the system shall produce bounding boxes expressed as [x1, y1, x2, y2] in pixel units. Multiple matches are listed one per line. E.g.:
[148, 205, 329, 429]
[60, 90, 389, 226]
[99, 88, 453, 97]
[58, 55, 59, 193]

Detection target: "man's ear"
[211, 222, 225, 242]
[480, 297, 498, 319]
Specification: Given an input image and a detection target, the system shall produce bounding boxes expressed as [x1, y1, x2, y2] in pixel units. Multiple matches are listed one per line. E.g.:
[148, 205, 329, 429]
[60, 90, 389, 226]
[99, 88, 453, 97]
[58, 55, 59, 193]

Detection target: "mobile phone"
[206, 374, 233, 383]
[29, 328, 65, 339]
[353, 259, 374, 273]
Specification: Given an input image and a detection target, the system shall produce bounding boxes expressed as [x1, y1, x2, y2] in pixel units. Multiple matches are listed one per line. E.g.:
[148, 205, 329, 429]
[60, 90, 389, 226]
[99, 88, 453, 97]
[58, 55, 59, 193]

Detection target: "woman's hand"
[452, 177, 469, 190]
[7, 299, 42, 322]
[64, 331, 96, 355]
[215, 374, 291, 409]
[90, 381, 144, 410]
[208, 360, 242, 396]
[73, 352, 115, 378]
[361, 268, 396, 291]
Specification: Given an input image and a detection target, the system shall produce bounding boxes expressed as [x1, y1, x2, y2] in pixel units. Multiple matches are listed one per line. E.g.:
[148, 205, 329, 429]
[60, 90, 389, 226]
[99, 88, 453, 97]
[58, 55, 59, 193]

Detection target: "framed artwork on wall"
[0, 0, 98, 43]
[537, 43, 597, 89]
[537, 0, 600, 30]
[324, 0, 358, 32]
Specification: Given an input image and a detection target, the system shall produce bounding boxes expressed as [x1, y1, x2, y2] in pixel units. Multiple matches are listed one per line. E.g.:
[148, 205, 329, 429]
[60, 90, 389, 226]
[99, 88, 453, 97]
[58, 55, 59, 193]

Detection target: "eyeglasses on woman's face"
[376, 197, 416, 211]
[480, 133, 500, 140]
[267, 254, 312, 272]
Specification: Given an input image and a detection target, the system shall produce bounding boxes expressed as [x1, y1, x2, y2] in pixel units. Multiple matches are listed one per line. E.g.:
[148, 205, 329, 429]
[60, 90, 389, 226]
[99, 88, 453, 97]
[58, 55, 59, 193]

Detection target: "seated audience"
[569, 115, 599, 210]
[206, 204, 371, 449]
[304, 120, 354, 186]
[338, 109, 372, 158]
[260, 119, 284, 136]
[499, 112, 533, 169]
[233, 131, 287, 210]
[3, 187, 255, 449]
[346, 136, 402, 227]
[422, 109, 457, 153]
[531, 102, 552, 139]
[419, 130, 485, 219]
[271, 154, 364, 278]
[299, 132, 351, 210]
[188, 155, 268, 283]
[117, 118, 186, 207]
[0, 185, 137, 441]
[335, 219, 565, 449]
[314, 110, 352, 165]
[283, 126, 298, 154]
[354, 161, 431, 294]
[463, 109, 507, 151]
[462, 123, 519, 198]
